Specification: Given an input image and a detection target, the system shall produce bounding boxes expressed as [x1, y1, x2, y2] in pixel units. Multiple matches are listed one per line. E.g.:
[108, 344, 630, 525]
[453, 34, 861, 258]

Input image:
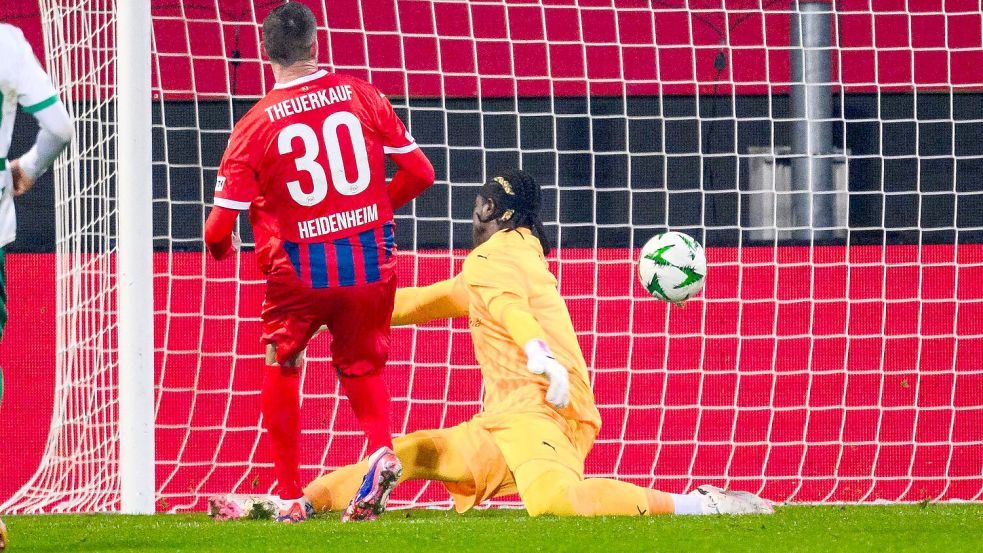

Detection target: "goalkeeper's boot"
[274, 497, 314, 524]
[208, 494, 279, 521]
[692, 485, 774, 515]
[341, 446, 402, 522]
[0, 516, 8, 552]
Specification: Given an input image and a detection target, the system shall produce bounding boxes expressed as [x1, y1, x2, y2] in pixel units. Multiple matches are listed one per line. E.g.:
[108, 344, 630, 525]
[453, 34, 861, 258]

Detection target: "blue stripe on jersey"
[308, 242, 329, 288]
[358, 228, 381, 284]
[334, 238, 357, 287]
[283, 240, 302, 279]
[382, 222, 395, 261]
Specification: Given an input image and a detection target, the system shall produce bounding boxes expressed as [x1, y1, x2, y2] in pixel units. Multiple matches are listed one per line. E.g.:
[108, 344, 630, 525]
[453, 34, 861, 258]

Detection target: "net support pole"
[117, 0, 156, 514]
[790, 0, 834, 241]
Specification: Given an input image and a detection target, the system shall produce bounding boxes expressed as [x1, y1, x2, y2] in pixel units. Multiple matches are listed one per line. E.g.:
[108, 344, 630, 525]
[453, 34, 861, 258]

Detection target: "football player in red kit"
[203, 3, 434, 523]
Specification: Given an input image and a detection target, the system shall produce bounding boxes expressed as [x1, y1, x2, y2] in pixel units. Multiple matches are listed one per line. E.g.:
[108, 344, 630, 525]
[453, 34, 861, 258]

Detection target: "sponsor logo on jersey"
[297, 203, 379, 240]
[264, 85, 354, 123]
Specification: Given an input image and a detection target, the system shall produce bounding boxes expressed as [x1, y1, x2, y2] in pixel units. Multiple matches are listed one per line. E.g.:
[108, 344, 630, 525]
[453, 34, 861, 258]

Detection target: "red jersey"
[214, 70, 416, 287]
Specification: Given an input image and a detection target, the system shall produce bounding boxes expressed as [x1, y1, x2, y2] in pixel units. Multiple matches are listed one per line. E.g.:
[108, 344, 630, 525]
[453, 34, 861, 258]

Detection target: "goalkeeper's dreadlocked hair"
[478, 169, 552, 255]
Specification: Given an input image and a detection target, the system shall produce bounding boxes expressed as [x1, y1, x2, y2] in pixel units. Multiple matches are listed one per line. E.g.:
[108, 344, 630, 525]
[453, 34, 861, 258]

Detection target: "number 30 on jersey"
[278, 111, 370, 206]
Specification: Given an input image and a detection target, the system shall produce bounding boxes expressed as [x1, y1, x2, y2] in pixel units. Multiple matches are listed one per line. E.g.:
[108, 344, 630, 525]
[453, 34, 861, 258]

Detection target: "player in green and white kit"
[0, 23, 73, 341]
[0, 23, 72, 549]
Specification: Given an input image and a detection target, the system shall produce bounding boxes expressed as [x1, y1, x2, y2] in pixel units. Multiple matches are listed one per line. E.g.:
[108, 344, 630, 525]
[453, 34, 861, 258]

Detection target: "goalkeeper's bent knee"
[523, 476, 612, 517]
[520, 468, 580, 517]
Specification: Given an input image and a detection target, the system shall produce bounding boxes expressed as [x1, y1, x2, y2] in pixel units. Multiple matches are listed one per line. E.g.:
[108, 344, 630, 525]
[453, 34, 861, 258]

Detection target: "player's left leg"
[326, 273, 398, 455]
[324, 274, 400, 520]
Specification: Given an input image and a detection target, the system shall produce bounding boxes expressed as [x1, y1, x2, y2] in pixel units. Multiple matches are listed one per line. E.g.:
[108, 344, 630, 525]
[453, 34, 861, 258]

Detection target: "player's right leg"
[260, 344, 313, 523]
[211, 339, 313, 524]
[519, 472, 773, 516]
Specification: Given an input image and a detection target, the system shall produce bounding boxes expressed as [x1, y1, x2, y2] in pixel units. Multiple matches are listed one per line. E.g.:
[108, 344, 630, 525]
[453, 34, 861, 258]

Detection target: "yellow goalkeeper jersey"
[394, 228, 601, 430]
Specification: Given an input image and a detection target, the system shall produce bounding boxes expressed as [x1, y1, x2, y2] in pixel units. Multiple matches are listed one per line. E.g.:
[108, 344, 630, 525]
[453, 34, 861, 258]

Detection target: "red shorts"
[261, 273, 397, 375]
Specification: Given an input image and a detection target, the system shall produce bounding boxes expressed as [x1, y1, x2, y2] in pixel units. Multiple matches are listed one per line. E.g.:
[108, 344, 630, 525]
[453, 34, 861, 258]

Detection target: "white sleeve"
[12, 27, 59, 112]
[6, 26, 72, 179]
[18, 100, 73, 179]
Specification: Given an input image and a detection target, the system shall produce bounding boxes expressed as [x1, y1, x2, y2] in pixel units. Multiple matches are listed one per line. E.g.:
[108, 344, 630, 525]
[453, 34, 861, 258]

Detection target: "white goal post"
[115, 0, 155, 515]
[3, 0, 981, 514]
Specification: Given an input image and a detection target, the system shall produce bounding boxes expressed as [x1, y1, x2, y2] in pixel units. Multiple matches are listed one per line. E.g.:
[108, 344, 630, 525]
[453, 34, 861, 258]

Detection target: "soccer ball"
[637, 231, 707, 304]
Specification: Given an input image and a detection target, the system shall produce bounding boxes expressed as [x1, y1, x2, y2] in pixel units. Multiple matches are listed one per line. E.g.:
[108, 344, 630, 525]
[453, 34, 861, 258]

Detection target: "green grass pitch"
[4, 504, 983, 552]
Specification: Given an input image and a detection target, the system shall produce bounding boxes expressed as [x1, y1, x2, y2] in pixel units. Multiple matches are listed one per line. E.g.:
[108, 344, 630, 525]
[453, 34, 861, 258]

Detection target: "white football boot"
[691, 485, 775, 515]
[208, 494, 315, 522]
[208, 494, 278, 521]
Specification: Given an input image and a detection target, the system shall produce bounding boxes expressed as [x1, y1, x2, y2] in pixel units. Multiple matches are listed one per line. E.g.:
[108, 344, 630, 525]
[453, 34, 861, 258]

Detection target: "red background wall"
[4, 0, 983, 98]
[1, 0, 982, 508]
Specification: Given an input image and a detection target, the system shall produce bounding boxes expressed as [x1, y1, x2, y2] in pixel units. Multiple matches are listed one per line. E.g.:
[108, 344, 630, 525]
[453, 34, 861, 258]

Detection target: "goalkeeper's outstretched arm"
[391, 276, 468, 326]
[317, 276, 468, 336]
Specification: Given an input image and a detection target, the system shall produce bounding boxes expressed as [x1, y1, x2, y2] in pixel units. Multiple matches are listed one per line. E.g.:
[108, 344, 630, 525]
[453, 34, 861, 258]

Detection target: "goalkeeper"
[300, 169, 772, 519]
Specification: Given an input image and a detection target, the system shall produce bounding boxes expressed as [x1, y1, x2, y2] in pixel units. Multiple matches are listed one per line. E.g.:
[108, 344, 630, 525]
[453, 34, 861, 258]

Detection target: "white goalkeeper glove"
[231, 231, 242, 253]
[524, 339, 570, 409]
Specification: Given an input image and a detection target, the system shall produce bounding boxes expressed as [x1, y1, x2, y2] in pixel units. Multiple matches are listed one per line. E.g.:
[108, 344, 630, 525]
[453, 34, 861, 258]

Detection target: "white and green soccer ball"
[637, 231, 707, 304]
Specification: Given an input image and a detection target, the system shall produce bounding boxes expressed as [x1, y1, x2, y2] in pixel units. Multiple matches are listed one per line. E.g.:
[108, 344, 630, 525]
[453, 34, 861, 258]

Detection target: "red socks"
[261, 364, 303, 500]
[338, 373, 394, 453]
[261, 364, 393, 497]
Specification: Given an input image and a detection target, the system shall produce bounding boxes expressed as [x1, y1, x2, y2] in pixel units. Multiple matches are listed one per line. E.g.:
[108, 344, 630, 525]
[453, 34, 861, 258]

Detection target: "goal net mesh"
[4, 0, 982, 513]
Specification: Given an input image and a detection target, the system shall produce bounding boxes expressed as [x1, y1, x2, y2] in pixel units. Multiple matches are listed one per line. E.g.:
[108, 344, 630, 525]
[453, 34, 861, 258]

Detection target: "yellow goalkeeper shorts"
[427, 408, 597, 512]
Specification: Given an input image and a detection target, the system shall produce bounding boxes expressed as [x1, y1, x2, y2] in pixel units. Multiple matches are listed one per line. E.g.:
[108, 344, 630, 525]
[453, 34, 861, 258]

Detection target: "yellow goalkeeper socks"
[304, 460, 370, 512]
[304, 430, 473, 512]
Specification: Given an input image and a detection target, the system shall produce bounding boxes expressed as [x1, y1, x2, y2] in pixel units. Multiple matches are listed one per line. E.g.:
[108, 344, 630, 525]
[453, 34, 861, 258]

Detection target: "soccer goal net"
[4, 0, 981, 513]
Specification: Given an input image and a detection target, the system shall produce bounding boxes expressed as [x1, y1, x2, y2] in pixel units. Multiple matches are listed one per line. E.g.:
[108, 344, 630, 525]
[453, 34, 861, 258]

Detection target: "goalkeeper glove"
[524, 339, 570, 409]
